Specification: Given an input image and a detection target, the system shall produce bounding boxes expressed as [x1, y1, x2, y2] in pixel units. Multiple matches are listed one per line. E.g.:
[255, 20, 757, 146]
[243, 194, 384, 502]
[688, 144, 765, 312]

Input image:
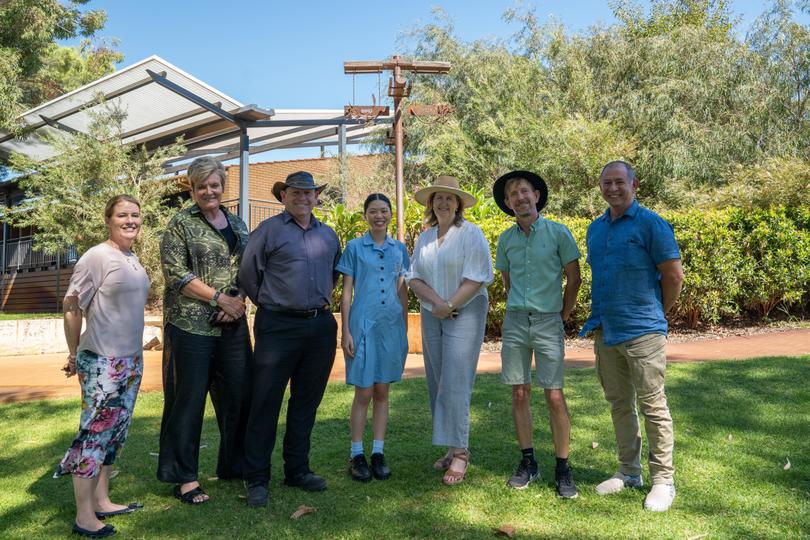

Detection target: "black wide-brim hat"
[492, 170, 549, 216]
[272, 171, 326, 201]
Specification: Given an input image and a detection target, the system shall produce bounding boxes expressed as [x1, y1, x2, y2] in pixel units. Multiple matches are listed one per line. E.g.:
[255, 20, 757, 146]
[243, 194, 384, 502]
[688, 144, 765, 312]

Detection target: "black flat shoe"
[72, 523, 116, 537]
[348, 454, 372, 482]
[370, 453, 391, 480]
[284, 471, 327, 492]
[95, 502, 143, 519]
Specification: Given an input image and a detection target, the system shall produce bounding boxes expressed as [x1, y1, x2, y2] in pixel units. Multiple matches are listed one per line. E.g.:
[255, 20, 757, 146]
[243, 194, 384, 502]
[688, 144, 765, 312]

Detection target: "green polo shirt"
[495, 216, 580, 313]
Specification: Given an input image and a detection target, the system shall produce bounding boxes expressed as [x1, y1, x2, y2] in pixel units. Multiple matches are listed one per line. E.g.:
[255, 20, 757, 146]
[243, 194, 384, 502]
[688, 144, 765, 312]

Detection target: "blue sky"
[73, 0, 803, 161]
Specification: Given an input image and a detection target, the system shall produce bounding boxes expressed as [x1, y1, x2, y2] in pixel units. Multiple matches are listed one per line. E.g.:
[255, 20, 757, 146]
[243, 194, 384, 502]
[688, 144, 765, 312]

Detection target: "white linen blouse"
[407, 219, 494, 312]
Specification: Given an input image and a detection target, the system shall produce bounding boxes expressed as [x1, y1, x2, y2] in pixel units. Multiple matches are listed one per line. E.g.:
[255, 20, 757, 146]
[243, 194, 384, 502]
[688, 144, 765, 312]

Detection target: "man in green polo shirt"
[493, 171, 582, 498]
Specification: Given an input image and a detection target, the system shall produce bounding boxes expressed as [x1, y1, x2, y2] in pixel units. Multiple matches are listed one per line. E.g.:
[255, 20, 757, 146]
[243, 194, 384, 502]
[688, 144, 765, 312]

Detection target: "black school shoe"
[284, 470, 328, 492]
[370, 453, 391, 480]
[349, 454, 373, 482]
[246, 483, 269, 507]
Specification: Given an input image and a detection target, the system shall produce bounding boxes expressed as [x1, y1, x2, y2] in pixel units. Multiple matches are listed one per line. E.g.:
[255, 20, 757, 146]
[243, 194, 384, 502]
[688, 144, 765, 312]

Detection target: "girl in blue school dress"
[337, 193, 410, 483]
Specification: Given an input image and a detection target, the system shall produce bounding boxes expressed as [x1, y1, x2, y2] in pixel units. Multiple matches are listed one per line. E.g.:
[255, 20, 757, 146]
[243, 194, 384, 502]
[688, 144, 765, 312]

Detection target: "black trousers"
[242, 308, 337, 485]
[157, 318, 252, 483]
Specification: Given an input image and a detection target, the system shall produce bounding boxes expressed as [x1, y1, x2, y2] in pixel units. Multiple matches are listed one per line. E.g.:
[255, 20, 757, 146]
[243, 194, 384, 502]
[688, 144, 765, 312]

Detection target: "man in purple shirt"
[581, 161, 683, 512]
[238, 171, 341, 507]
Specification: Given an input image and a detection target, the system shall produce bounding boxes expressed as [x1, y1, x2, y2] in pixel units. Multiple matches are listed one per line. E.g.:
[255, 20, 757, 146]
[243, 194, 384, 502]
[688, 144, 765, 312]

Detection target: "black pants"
[157, 318, 252, 483]
[242, 308, 337, 485]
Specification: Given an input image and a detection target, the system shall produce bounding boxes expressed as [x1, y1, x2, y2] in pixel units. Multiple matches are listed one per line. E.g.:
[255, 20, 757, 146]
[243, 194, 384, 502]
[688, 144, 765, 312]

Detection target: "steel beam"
[146, 69, 242, 126]
[249, 118, 392, 127]
[119, 103, 221, 140]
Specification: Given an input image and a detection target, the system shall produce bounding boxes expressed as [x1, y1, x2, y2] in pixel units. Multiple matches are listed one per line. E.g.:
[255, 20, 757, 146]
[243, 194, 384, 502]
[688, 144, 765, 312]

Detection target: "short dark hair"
[363, 193, 392, 213]
[600, 160, 636, 181]
[104, 195, 140, 219]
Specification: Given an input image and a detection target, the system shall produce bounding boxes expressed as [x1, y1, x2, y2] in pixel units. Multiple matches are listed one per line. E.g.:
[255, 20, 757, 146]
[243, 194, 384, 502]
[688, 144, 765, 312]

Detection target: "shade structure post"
[239, 128, 250, 226]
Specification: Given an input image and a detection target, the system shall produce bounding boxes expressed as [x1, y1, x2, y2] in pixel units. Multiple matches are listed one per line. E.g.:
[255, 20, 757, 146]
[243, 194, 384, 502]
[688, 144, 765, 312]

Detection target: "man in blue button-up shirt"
[581, 161, 683, 512]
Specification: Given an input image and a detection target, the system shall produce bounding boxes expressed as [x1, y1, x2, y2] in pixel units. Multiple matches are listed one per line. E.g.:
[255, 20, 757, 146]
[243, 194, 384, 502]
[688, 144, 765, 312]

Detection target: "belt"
[263, 304, 331, 319]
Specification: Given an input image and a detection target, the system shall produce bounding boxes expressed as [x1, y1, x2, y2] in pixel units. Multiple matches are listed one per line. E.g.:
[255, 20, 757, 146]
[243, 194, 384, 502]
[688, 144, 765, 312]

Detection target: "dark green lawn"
[1, 356, 808, 539]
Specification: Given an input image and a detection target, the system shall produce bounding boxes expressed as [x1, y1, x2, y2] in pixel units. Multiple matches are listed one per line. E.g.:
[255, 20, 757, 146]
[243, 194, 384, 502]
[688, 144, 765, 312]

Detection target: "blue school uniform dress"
[336, 233, 410, 388]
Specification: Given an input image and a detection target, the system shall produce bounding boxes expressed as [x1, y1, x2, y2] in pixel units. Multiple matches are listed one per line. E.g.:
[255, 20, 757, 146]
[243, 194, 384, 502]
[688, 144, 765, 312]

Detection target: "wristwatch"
[209, 291, 221, 307]
[446, 300, 454, 310]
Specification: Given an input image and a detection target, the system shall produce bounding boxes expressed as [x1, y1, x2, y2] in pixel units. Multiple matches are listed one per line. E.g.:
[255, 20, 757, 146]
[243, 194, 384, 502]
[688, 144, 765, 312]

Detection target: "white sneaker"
[644, 483, 676, 512]
[595, 472, 644, 495]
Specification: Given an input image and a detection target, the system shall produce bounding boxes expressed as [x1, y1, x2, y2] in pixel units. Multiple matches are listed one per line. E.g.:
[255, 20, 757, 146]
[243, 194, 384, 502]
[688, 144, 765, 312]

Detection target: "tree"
[401, 1, 809, 215]
[5, 102, 186, 301]
[0, 0, 114, 132]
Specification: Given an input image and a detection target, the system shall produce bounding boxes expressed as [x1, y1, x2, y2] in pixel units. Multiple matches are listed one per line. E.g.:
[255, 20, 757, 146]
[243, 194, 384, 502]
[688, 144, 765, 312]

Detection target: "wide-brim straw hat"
[492, 170, 548, 216]
[272, 171, 326, 202]
[414, 176, 477, 208]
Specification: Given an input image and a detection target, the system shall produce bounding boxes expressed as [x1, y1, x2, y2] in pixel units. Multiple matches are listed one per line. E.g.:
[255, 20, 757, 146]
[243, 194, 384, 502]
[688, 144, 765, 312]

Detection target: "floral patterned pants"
[54, 350, 142, 479]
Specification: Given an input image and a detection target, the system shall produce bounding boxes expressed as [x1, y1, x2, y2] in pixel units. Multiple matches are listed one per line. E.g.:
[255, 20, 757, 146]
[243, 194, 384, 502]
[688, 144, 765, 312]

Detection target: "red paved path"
[1, 329, 808, 403]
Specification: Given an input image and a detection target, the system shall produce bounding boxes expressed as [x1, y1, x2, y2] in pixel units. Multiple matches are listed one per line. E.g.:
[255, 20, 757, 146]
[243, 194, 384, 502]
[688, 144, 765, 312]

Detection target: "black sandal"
[173, 484, 209, 505]
[72, 523, 116, 537]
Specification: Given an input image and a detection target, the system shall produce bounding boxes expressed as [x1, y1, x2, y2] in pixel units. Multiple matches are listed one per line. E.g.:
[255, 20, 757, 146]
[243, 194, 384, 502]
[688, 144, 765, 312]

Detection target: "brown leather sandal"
[442, 451, 469, 486]
[433, 454, 453, 471]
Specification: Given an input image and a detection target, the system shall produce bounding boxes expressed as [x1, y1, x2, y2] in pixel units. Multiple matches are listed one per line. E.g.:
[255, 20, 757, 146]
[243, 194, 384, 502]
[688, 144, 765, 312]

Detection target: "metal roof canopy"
[0, 55, 392, 224]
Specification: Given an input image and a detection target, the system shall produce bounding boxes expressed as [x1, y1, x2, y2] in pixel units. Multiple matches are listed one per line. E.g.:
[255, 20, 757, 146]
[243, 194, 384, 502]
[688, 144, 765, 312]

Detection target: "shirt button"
[380, 277, 384, 281]
[380, 266, 384, 270]
[381, 289, 385, 293]
[381, 301, 385, 304]
[379, 254, 384, 259]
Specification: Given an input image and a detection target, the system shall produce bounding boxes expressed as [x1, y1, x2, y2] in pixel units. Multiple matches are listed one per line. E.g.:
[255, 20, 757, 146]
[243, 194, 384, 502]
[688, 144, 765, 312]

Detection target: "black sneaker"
[348, 455, 372, 482]
[507, 457, 539, 489]
[370, 453, 391, 480]
[555, 467, 579, 499]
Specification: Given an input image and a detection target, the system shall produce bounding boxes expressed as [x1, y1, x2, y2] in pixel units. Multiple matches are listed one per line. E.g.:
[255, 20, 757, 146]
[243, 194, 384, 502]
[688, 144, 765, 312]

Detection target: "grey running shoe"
[507, 457, 540, 489]
[555, 467, 579, 499]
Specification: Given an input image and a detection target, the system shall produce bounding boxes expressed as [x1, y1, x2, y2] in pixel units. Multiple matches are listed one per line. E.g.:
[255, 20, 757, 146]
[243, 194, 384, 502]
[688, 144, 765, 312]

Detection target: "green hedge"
[320, 205, 810, 332]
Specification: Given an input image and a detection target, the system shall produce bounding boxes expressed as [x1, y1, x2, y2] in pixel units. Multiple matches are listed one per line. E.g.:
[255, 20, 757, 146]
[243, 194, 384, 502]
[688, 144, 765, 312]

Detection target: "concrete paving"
[1, 329, 808, 403]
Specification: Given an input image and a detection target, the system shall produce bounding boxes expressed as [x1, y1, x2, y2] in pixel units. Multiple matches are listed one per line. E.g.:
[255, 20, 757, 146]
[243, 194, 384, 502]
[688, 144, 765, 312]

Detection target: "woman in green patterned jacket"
[157, 156, 252, 504]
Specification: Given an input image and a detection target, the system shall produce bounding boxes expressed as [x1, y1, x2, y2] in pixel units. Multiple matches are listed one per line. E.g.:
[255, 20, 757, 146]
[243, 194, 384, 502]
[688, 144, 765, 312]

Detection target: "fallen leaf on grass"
[161, 504, 171, 511]
[591, 442, 599, 449]
[687, 534, 709, 540]
[290, 505, 317, 519]
[727, 434, 733, 441]
[488, 401, 492, 408]
[493, 525, 516, 537]
[784, 458, 791, 470]
[207, 476, 219, 481]
[149, 452, 159, 457]
[109, 469, 120, 479]
[237, 494, 246, 499]
[199, 444, 208, 449]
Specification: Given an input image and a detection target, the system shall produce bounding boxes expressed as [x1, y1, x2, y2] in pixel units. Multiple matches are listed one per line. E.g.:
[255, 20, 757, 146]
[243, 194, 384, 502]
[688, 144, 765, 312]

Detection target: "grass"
[0, 356, 808, 539]
[0, 312, 62, 320]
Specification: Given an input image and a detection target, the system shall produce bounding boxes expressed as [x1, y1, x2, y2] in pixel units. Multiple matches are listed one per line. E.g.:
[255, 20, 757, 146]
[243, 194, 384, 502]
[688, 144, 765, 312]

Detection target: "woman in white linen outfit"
[407, 176, 493, 486]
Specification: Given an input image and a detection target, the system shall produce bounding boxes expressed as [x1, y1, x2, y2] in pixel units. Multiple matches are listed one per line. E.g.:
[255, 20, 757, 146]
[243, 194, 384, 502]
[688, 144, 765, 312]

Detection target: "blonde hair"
[424, 192, 465, 228]
[187, 156, 226, 189]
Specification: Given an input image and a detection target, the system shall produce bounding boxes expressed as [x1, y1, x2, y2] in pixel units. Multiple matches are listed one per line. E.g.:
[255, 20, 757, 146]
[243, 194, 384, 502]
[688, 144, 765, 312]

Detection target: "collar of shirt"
[281, 210, 322, 228]
[598, 199, 640, 223]
[361, 232, 395, 248]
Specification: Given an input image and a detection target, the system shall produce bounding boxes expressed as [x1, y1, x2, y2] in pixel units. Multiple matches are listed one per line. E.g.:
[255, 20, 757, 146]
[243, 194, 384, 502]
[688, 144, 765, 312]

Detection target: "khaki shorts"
[500, 310, 565, 388]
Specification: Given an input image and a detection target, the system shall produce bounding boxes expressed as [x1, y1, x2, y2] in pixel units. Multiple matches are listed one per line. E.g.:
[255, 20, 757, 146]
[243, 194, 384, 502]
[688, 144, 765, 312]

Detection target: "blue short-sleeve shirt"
[580, 200, 680, 345]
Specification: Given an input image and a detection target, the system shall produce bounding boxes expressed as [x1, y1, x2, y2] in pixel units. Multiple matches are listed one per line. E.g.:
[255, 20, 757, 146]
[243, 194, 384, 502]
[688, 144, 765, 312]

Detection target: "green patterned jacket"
[160, 204, 249, 336]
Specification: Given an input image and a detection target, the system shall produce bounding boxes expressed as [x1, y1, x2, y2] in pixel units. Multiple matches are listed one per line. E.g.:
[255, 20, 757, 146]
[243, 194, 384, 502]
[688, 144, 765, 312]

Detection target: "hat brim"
[272, 181, 326, 202]
[413, 185, 477, 208]
[492, 170, 548, 216]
